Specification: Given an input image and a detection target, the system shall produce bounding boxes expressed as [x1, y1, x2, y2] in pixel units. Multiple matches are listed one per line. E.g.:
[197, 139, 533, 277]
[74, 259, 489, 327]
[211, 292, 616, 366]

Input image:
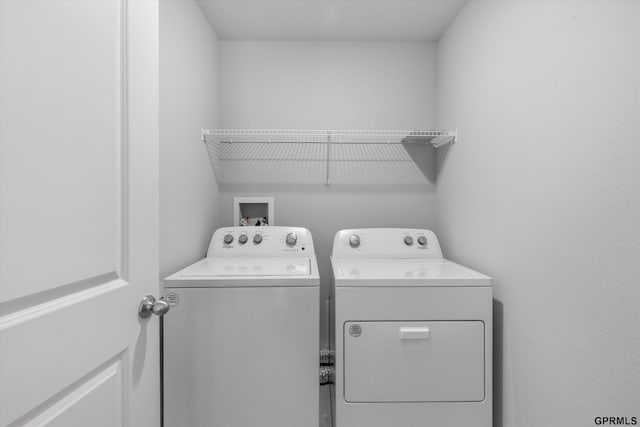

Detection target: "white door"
[0, 1, 160, 426]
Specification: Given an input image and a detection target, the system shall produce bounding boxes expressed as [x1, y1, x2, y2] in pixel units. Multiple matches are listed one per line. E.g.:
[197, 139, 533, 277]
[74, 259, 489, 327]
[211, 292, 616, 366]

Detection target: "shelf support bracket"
[325, 131, 331, 185]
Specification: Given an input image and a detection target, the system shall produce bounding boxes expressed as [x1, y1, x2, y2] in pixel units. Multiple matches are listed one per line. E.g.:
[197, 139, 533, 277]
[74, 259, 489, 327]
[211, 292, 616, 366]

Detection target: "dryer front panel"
[343, 321, 485, 403]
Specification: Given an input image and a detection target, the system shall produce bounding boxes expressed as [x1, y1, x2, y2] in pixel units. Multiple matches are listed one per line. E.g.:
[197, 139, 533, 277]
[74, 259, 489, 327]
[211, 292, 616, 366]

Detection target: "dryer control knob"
[417, 236, 427, 246]
[223, 234, 234, 245]
[286, 232, 297, 246]
[404, 236, 414, 246]
[349, 235, 360, 248]
[238, 234, 248, 244]
[253, 234, 263, 244]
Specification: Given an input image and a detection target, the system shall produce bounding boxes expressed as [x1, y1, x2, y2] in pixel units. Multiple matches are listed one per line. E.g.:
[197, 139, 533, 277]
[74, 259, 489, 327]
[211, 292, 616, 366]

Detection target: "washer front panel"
[164, 286, 319, 427]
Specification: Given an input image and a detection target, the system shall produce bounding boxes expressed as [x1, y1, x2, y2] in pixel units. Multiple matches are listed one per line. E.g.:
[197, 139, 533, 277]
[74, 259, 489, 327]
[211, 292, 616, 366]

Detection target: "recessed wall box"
[233, 197, 274, 226]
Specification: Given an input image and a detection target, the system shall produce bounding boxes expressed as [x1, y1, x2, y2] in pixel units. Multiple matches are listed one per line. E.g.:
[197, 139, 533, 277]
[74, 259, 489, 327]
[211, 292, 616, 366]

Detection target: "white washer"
[164, 226, 319, 427]
[331, 228, 492, 427]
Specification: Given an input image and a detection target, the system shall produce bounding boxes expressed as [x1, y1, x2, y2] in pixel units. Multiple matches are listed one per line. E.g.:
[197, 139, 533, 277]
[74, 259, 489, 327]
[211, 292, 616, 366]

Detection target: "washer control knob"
[253, 234, 263, 244]
[404, 236, 414, 246]
[349, 235, 360, 248]
[285, 232, 297, 246]
[223, 234, 234, 245]
[238, 234, 248, 244]
[417, 236, 427, 246]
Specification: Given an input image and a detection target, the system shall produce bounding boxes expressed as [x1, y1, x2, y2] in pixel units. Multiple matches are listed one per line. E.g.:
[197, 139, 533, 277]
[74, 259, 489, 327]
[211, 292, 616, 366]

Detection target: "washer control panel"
[332, 229, 442, 259]
[208, 226, 314, 257]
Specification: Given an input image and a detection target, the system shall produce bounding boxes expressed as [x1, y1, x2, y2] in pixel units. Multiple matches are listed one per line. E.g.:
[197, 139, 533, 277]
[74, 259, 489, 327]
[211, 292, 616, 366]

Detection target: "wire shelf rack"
[202, 129, 456, 185]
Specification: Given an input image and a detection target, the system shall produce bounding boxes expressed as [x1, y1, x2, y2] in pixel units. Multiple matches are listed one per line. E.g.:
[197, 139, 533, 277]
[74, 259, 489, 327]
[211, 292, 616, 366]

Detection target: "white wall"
[218, 41, 436, 129]
[160, 0, 222, 278]
[218, 41, 438, 343]
[436, 2, 640, 426]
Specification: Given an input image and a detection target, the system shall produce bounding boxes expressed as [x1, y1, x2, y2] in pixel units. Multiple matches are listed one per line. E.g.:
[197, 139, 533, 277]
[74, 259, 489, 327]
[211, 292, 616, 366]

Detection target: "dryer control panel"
[332, 228, 443, 259]
[208, 226, 315, 257]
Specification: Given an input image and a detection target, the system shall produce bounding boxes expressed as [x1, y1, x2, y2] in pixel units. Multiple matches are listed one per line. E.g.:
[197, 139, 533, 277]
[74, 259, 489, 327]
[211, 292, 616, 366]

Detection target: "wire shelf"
[202, 129, 456, 185]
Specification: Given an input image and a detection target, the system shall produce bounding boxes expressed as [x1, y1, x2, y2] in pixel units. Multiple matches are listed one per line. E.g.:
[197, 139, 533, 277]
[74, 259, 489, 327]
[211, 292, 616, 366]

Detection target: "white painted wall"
[160, 0, 222, 279]
[218, 41, 438, 343]
[218, 41, 436, 129]
[436, 2, 640, 426]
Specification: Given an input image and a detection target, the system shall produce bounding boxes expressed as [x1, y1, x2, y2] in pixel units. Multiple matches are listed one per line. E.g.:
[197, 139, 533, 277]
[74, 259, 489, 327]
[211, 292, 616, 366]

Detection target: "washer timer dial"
[286, 232, 297, 246]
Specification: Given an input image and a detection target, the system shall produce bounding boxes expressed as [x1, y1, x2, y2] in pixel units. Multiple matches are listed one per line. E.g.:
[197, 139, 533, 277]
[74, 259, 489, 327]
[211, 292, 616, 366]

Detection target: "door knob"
[138, 295, 170, 319]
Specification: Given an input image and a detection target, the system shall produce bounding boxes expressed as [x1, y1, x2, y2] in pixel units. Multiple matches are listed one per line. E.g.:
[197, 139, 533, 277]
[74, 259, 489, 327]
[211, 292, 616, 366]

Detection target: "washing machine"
[164, 226, 319, 427]
[331, 228, 492, 427]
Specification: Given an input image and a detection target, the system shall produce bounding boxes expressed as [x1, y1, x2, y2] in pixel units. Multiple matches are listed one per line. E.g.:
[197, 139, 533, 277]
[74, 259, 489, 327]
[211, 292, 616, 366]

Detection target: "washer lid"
[180, 258, 311, 277]
[332, 258, 491, 286]
[164, 258, 319, 288]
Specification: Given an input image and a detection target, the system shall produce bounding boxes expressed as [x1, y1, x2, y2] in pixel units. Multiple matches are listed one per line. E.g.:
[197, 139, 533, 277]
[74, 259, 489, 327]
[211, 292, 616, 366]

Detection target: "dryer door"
[343, 321, 485, 403]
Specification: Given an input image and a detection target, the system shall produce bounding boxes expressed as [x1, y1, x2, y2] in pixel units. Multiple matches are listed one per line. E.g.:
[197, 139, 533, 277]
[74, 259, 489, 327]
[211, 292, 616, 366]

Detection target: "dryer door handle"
[398, 326, 430, 340]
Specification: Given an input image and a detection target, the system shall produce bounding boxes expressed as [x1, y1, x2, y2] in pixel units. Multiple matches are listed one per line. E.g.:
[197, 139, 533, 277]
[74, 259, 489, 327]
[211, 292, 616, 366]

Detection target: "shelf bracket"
[430, 129, 457, 148]
[325, 131, 331, 185]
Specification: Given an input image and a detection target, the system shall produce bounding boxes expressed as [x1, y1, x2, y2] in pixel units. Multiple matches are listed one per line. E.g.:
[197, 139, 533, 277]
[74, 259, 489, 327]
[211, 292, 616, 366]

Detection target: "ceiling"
[197, 0, 467, 41]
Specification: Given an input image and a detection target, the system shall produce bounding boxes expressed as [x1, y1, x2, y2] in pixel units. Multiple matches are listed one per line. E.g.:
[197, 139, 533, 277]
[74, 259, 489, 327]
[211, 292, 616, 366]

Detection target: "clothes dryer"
[331, 228, 492, 427]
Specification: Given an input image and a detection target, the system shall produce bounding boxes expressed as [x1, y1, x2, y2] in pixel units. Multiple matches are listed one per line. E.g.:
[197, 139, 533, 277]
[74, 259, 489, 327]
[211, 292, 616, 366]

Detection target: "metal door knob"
[138, 295, 170, 319]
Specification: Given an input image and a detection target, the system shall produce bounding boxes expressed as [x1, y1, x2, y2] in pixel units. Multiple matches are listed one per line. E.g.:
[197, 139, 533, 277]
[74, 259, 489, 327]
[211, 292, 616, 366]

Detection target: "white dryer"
[164, 226, 319, 427]
[331, 228, 492, 427]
